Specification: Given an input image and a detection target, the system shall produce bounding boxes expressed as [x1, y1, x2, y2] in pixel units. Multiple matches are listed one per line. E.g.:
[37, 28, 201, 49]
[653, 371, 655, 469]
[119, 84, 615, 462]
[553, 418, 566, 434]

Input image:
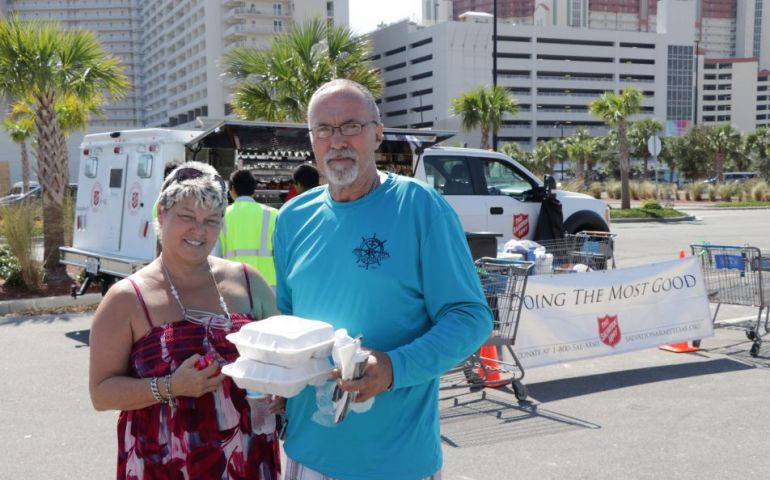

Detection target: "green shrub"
[629, 181, 639, 200]
[718, 183, 739, 202]
[641, 181, 657, 199]
[752, 181, 768, 201]
[0, 246, 23, 286]
[605, 180, 621, 199]
[640, 199, 662, 209]
[588, 182, 602, 199]
[688, 182, 705, 201]
[0, 203, 43, 290]
[560, 178, 586, 193]
[708, 186, 717, 201]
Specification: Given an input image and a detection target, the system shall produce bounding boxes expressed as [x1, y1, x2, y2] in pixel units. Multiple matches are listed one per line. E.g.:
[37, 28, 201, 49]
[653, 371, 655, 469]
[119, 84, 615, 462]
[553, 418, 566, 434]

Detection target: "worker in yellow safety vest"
[213, 169, 278, 286]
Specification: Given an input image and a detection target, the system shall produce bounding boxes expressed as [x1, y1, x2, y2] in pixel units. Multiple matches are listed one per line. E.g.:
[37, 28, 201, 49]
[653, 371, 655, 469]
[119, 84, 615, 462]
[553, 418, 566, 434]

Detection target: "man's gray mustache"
[324, 150, 358, 163]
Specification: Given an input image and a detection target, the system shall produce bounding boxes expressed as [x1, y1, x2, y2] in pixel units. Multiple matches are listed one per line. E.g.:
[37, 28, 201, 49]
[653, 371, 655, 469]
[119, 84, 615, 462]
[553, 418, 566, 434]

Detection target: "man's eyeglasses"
[163, 166, 227, 200]
[309, 121, 377, 139]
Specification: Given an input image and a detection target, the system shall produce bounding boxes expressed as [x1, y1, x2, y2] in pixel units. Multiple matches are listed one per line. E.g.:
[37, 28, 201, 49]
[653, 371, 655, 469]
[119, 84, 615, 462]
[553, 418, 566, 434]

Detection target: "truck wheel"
[100, 275, 117, 296]
[563, 211, 610, 235]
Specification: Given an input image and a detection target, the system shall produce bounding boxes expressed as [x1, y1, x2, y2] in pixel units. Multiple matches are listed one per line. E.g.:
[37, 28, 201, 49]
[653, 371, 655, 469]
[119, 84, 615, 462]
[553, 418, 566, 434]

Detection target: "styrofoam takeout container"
[222, 356, 332, 398]
[226, 315, 335, 368]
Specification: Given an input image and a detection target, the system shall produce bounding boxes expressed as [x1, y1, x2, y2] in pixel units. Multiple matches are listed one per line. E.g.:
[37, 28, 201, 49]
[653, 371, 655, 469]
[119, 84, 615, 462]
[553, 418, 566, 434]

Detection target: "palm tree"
[2, 106, 34, 194]
[564, 129, 594, 184]
[500, 142, 542, 175]
[593, 132, 618, 179]
[0, 17, 129, 271]
[745, 128, 770, 180]
[590, 88, 643, 209]
[705, 124, 742, 182]
[223, 18, 381, 122]
[628, 118, 663, 177]
[672, 125, 711, 181]
[532, 139, 564, 178]
[4, 93, 104, 194]
[451, 85, 519, 150]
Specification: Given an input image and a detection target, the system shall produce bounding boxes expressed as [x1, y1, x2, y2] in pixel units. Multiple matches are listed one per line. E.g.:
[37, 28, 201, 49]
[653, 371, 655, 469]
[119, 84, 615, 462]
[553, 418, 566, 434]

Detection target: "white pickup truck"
[61, 121, 609, 295]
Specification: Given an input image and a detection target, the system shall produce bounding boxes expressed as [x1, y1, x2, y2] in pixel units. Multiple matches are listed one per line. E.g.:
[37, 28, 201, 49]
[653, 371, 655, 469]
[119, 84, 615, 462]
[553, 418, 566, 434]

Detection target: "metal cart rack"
[535, 231, 616, 273]
[441, 257, 533, 401]
[690, 244, 770, 357]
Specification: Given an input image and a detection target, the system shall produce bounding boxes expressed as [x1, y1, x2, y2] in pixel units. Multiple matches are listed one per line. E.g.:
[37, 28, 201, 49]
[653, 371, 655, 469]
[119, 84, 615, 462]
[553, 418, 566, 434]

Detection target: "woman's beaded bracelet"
[164, 374, 177, 411]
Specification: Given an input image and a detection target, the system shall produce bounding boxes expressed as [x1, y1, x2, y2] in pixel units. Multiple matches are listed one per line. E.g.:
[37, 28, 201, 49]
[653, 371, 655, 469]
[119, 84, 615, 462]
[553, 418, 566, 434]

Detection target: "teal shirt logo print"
[353, 234, 390, 270]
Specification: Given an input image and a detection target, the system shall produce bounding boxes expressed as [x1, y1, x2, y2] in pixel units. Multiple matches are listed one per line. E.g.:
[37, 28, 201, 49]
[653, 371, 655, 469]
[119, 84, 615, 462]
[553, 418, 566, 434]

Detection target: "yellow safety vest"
[219, 201, 278, 286]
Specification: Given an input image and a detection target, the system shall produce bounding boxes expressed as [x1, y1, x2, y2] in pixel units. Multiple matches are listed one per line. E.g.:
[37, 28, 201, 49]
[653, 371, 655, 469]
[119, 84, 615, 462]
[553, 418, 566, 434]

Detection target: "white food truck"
[61, 121, 610, 296]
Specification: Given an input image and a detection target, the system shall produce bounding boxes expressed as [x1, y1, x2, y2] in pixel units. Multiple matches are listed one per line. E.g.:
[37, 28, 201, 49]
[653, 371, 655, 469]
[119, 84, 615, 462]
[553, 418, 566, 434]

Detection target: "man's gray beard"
[324, 150, 359, 187]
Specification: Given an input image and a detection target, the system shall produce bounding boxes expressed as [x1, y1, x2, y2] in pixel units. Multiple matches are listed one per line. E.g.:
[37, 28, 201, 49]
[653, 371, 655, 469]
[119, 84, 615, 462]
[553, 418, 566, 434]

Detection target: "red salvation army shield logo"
[91, 182, 103, 212]
[598, 314, 621, 348]
[513, 213, 529, 239]
[128, 182, 142, 216]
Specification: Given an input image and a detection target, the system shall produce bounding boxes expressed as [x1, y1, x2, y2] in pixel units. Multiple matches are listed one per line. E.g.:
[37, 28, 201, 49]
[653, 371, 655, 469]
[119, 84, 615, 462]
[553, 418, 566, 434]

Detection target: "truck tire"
[563, 211, 609, 235]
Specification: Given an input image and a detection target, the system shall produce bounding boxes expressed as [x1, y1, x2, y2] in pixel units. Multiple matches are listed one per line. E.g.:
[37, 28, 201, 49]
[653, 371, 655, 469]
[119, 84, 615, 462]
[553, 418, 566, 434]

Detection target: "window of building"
[385, 93, 407, 102]
[274, 20, 282, 32]
[410, 71, 432, 81]
[666, 45, 694, 122]
[385, 109, 407, 118]
[409, 37, 432, 48]
[410, 54, 432, 65]
[754, 0, 763, 58]
[273, 3, 281, 16]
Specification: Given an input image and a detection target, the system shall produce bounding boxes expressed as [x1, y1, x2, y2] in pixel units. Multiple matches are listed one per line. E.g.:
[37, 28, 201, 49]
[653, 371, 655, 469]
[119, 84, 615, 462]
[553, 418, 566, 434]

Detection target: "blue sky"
[348, 0, 422, 34]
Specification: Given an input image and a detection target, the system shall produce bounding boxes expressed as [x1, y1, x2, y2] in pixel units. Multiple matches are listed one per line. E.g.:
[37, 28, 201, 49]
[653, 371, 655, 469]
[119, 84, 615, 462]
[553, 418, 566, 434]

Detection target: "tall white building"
[0, 0, 349, 184]
[368, 2, 699, 149]
[1, 0, 348, 129]
[1, 0, 144, 128]
[141, 0, 347, 127]
[449, 0, 770, 62]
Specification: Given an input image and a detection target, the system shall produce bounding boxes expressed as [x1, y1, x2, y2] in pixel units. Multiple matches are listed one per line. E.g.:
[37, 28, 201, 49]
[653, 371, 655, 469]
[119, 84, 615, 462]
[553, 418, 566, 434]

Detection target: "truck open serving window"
[137, 154, 153, 179]
[85, 156, 98, 178]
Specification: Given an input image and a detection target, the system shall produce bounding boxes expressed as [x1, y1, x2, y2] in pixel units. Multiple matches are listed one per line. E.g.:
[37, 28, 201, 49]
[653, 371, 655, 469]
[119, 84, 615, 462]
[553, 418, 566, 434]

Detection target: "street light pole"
[693, 39, 700, 126]
[492, 0, 498, 151]
[555, 122, 565, 180]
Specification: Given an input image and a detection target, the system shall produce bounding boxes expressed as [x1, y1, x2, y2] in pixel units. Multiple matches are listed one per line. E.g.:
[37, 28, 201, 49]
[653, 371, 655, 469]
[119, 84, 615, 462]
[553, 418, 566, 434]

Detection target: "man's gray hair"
[155, 161, 227, 232]
[307, 79, 381, 125]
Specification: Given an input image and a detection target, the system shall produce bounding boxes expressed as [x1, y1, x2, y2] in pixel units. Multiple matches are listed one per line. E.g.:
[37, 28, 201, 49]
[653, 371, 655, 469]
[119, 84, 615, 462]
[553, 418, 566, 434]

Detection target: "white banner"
[512, 257, 713, 369]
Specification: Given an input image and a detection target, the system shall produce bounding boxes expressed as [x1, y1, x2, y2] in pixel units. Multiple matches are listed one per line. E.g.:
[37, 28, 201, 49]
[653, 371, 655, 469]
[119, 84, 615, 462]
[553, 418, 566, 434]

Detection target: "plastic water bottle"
[245, 391, 276, 435]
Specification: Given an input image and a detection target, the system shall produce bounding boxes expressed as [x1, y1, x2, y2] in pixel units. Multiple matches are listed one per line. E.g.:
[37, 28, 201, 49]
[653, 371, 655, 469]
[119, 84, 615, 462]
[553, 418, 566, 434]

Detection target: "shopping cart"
[441, 257, 533, 401]
[690, 244, 770, 357]
[535, 231, 616, 273]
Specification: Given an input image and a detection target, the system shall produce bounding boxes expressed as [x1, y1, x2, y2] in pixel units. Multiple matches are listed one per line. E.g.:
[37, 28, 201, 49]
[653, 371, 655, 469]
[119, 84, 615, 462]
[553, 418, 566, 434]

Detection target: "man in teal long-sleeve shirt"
[273, 79, 492, 480]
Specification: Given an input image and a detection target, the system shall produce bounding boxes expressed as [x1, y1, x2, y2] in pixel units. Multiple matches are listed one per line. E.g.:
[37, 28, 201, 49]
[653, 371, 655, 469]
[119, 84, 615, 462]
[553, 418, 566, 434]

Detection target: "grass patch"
[0, 200, 43, 237]
[711, 201, 770, 208]
[610, 207, 687, 219]
[0, 202, 43, 289]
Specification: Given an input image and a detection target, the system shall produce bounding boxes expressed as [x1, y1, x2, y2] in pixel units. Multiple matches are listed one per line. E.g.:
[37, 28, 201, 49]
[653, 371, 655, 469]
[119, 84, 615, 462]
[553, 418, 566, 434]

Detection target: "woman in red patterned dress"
[89, 162, 281, 479]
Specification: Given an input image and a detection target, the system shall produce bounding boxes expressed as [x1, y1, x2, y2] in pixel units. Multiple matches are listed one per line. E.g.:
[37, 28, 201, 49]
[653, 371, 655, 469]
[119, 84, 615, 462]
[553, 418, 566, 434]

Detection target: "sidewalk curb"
[0, 293, 101, 316]
[611, 215, 696, 224]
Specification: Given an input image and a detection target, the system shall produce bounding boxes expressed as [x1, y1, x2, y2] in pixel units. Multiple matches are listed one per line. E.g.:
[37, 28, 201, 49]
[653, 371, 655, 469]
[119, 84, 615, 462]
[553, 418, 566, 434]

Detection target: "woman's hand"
[172, 354, 225, 397]
[265, 395, 285, 415]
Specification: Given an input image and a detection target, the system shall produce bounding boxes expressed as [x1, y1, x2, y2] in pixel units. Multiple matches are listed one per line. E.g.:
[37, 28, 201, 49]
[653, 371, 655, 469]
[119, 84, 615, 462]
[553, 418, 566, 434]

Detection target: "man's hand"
[334, 350, 393, 403]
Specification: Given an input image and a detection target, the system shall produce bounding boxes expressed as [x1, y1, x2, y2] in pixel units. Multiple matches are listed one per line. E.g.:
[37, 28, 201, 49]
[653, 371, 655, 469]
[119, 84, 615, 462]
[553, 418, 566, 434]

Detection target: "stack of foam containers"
[222, 315, 335, 398]
[532, 250, 554, 275]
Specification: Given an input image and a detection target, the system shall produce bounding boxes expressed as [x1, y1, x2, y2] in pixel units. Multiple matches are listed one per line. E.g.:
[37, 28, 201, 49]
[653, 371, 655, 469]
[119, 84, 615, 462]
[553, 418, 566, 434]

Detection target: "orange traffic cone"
[478, 345, 507, 388]
[659, 342, 701, 353]
[660, 248, 701, 353]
